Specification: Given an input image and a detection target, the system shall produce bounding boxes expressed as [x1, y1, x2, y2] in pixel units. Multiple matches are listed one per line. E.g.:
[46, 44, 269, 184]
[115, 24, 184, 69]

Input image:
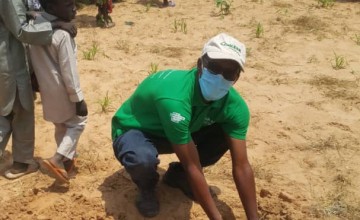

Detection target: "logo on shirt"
[203, 117, 215, 126]
[170, 112, 185, 123]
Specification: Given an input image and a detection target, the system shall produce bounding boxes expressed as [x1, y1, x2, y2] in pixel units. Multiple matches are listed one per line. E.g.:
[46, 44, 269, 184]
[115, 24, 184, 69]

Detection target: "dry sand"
[1, 0, 360, 219]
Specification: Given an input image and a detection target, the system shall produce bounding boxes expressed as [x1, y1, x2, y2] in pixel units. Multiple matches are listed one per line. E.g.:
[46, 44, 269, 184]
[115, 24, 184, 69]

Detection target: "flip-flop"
[41, 159, 69, 184]
[4, 162, 39, 179]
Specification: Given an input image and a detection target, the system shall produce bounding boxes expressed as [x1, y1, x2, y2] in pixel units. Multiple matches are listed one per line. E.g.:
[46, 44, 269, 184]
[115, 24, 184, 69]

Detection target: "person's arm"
[2, 0, 52, 45]
[173, 141, 222, 220]
[228, 137, 258, 220]
[56, 31, 86, 116]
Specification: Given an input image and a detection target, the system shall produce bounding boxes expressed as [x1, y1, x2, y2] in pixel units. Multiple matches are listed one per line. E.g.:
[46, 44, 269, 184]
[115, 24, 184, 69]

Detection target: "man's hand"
[173, 142, 222, 220]
[76, 100, 88, 116]
[26, 11, 39, 20]
[51, 20, 77, 38]
[229, 138, 259, 220]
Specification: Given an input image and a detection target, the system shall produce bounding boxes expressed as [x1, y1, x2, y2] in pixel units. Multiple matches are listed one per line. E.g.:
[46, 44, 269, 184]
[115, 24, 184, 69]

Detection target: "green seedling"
[83, 42, 99, 60]
[215, 0, 232, 16]
[332, 53, 346, 70]
[172, 19, 187, 34]
[318, 0, 335, 8]
[255, 22, 264, 38]
[354, 34, 360, 45]
[148, 63, 159, 75]
[98, 91, 111, 113]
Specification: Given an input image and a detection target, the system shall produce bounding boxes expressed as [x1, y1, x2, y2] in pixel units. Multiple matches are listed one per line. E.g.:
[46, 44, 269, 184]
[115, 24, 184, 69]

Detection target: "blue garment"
[113, 124, 228, 190]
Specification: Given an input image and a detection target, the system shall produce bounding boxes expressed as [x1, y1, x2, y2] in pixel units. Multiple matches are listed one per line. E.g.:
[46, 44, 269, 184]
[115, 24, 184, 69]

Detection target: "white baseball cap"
[202, 33, 246, 72]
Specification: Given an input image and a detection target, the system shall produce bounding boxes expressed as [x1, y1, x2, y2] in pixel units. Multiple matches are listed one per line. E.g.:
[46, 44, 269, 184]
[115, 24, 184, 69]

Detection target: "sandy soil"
[1, 0, 360, 219]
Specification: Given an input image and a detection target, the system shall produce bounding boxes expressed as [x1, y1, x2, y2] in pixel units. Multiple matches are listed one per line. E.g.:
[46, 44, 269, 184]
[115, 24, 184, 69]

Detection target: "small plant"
[172, 19, 187, 34]
[215, 0, 232, 16]
[148, 63, 159, 75]
[354, 34, 360, 45]
[318, 0, 335, 8]
[255, 22, 264, 38]
[83, 42, 99, 60]
[116, 40, 130, 53]
[332, 53, 347, 70]
[98, 91, 111, 113]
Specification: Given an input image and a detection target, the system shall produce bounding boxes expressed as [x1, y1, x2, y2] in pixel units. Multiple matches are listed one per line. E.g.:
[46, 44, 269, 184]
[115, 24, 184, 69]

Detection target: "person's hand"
[52, 21, 77, 38]
[26, 11, 39, 20]
[76, 100, 88, 116]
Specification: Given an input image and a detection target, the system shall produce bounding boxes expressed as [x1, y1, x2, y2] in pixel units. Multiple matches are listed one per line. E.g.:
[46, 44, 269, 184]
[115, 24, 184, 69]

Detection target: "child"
[96, 0, 115, 28]
[28, 0, 88, 184]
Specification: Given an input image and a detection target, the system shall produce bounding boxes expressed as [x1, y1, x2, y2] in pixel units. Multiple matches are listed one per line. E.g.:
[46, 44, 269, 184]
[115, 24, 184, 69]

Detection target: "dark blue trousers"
[113, 124, 228, 190]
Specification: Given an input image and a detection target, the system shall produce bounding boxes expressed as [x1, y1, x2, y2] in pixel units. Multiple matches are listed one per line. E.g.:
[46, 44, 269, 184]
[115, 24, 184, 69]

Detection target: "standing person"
[28, 0, 88, 184]
[95, 0, 115, 28]
[0, 0, 76, 179]
[111, 33, 258, 219]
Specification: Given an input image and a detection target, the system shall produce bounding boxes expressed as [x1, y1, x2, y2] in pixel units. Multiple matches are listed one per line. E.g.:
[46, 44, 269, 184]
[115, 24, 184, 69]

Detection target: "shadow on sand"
[99, 168, 236, 219]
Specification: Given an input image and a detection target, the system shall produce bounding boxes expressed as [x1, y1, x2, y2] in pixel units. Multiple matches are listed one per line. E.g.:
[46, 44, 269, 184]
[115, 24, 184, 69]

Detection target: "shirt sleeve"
[56, 31, 84, 102]
[155, 98, 192, 144]
[222, 99, 250, 140]
[1, 0, 52, 45]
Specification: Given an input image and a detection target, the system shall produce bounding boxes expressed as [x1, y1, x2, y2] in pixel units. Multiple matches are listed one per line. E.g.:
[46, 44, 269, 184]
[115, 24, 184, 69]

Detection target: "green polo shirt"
[111, 68, 250, 144]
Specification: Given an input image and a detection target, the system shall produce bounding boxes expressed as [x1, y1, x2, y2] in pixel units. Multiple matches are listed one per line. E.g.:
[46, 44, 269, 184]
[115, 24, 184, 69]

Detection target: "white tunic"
[29, 13, 83, 123]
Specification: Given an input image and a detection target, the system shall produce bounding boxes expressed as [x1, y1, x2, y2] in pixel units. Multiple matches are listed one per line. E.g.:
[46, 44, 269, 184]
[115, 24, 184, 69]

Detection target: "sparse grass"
[215, 0, 233, 16]
[255, 22, 264, 38]
[354, 34, 360, 45]
[292, 15, 327, 33]
[318, 0, 335, 8]
[116, 40, 130, 53]
[148, 63, 159, 75]
[332, 52, 347, 70]
[83, 42, 99, 60]
[309, 172, 359, 218]
[308, 75, 358, 100]
[98, 91, 111, 113]
[172, 19, 187, 34]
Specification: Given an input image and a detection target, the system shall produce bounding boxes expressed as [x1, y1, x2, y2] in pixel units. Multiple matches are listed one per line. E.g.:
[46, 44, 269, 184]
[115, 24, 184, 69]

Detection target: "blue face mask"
[199, 67, 234, 101]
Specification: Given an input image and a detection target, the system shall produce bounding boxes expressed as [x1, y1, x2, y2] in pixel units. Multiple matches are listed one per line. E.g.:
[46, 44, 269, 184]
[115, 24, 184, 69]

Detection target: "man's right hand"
[172, 142, 223, 220]
[51, 21, 77, 38]
[76, 100, 88, 116]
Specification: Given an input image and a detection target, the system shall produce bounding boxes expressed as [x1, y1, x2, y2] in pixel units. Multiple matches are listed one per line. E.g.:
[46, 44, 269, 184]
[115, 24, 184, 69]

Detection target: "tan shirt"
[29, 13, 83, 123]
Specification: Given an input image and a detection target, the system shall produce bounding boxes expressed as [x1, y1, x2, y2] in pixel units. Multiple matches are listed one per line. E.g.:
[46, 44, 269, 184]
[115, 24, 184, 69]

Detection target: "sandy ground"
[1, 0, 360, 219]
